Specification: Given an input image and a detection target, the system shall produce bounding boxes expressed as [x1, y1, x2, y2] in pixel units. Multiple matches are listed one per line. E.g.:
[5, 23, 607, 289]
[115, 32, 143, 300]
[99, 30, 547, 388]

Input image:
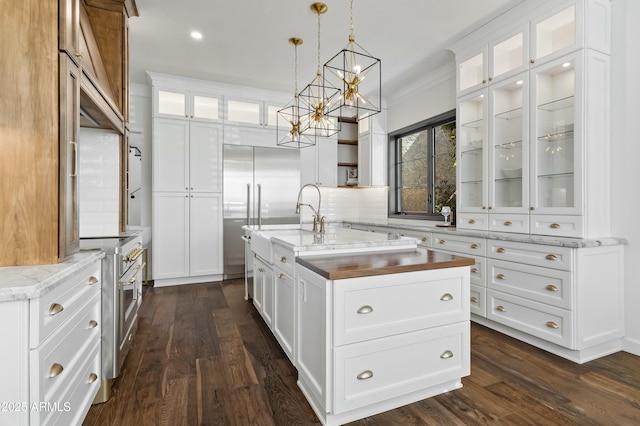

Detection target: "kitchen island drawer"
[487, 239, 573, 271]
[487, 290, 573, 348]
[333, 267, 469, 346]
[333, 321, 469, 414]
[487, 259, 572, 309]
[30, 262, 101, 347]
[433, 233, 486, 257]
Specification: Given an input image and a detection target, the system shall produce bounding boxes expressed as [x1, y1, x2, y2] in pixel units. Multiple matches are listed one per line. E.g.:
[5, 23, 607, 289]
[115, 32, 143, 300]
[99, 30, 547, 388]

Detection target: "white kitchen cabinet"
[273, 266, 295, 362]
[454, 0, 611, 238]
[456, 0, 609, 97]
[0, 256, 102, 426]
[296, 263, 470, 425]
[252, 255, 274, 328]
[299, 136, 338, 187]
[153, 119, 222, 193]
[153, 87, 222, 122]
[225, 96, 287, 130]
[357, 131, 387, 187]
[152, 192, 223, 283]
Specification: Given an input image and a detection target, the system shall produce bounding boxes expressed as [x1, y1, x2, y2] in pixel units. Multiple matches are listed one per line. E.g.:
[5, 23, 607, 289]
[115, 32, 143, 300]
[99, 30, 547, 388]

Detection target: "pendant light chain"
[294, 41, 298, 96]
[349, 0, 354, 39]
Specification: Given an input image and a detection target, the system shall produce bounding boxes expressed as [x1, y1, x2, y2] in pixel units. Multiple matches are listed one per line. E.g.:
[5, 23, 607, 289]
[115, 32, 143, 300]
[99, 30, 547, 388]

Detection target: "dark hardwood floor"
[84, 280, 640, 426]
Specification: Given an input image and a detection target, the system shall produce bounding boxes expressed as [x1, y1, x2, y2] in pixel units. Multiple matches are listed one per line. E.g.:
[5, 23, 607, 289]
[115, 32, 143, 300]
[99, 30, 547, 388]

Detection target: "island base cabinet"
[333, 322, 469, 414]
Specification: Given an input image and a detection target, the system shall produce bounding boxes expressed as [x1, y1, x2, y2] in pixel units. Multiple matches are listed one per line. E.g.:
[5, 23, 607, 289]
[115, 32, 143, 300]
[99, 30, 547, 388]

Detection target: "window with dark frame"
[390, 110, 456, 220]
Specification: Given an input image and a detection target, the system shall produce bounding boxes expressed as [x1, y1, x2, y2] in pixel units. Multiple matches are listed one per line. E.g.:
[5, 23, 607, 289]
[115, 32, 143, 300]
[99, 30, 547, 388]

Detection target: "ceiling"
[128, 0, 524, 99]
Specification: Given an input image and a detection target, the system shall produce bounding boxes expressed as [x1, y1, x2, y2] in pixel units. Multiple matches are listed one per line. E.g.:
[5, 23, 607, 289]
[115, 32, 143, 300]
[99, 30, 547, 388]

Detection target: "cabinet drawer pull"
[470, 296, 479, 303]
[440, 293, 453, 301]
[278, 273, 285, 279]
[549, 223, 561, 229]
[440, 350, 454, 359]
[470, 243, 479, 249]
[357, 305, 373, 314]
[546, 321, 559, 329]
[468, 219, 476, 224]
[49, 303, 64, 316]
[88, 320, 98, 329]
[89, 373, 98, 383]
[49, 363, 64, 378]
[545, 284, 559, 292]
[89, 276, 99, 285]
[496, 305, 506, 312]
[496, 273, 506, 280]
[439, 239, 446, 244]
[470, 267, 478, 273]
[421, 237, 427, 242]
[496, 248, 506, 254]
[504, 221, 512, 226]
[545, 254, 558, 261]
[280, 256, 287, 263]
[357, 370, 373, 380]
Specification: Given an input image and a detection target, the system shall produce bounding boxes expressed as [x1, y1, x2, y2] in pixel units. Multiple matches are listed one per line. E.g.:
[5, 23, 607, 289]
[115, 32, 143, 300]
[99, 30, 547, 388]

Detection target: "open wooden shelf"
[338, 139, 358, 145]
[338, 162, 358, 167]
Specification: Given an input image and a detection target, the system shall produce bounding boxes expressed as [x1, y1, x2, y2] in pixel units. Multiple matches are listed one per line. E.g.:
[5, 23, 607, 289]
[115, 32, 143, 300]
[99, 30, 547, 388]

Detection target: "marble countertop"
[349, 221, 628, 248]
[0, 250, 105, 302]
[244, 225, 418, 253]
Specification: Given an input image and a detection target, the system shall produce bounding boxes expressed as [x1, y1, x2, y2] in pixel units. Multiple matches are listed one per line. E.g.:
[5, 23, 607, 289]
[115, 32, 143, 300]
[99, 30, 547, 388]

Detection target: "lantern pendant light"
[277, 37, 315, 148]
[299, 2, 341, 138]
[323, 0, 381, 122]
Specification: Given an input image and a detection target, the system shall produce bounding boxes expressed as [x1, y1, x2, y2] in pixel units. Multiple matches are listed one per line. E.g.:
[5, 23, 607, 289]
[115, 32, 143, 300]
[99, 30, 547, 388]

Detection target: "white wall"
[611, 0, 640, 355]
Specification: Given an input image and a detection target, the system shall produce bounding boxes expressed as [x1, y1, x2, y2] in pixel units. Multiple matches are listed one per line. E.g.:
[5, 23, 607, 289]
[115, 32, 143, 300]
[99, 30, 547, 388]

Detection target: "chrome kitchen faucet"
[295, 183, 325, 233]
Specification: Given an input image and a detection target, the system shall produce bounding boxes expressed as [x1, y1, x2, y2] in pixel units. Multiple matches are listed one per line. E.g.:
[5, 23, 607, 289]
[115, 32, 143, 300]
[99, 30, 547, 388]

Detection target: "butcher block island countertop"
[296, 248, 475, 280]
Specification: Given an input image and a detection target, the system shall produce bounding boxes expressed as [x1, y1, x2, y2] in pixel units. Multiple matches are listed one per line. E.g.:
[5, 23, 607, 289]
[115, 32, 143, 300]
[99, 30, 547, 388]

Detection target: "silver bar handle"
[257, 183, 262, 229]
[246, 184, 251, 226]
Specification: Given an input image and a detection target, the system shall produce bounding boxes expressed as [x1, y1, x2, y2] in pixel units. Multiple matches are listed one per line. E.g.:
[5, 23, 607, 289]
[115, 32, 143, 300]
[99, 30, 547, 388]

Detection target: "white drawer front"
[488, 213, 529, 234]
[334, 268, 470, 346]
[530, 215, 583, 238]
[468, 255, 485, 287]
[433, 233, 486, 257]
[487, 259, 573, 309]
[487, 239, 573, 271]
[470, 284, 486, 318]
[333, 322, 469, 414]
[272, 243, 294, 276]
[30, 262, 101, 347]
[487, 290, 574, 348]
[30, 291, 101, 407]
[456, 213, 489, 231]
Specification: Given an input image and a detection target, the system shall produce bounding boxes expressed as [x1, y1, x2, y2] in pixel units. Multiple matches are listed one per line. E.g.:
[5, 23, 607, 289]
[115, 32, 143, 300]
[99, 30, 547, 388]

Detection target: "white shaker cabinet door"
[189, 193, 223, 276]
[153, 118, 189, 192]
[152, 192, 190, 279]
[189, 123, 222, 192]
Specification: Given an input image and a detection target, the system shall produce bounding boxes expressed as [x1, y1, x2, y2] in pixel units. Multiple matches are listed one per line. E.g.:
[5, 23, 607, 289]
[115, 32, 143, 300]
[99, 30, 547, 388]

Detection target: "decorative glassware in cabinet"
[534, 59, 575, 209]
[458, 92, 486, 210]
[491, 76, 527, 210]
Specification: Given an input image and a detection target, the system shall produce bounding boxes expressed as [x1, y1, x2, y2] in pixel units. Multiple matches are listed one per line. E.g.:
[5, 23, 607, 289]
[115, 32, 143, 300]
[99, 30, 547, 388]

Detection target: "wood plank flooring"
[84, 280, 640, 425]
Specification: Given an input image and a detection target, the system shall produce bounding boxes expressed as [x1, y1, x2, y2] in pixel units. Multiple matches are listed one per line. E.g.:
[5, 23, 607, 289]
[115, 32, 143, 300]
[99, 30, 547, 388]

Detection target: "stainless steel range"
[80, 231, 145, 403]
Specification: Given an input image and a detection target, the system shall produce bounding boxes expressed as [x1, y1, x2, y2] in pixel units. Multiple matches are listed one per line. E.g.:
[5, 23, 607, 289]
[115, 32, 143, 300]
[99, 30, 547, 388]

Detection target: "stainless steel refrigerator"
[223, 145, 301, 279]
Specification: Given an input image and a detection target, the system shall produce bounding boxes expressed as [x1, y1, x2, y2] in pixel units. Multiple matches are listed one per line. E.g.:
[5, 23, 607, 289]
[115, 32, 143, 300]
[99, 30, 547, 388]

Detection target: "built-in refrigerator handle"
[246, 184, 251, 226]
[257, 183, 262, 229]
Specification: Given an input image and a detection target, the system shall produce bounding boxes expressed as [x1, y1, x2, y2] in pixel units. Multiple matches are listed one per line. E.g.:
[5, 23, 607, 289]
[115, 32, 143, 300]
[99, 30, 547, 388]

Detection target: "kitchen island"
[243, 226, 474, 425]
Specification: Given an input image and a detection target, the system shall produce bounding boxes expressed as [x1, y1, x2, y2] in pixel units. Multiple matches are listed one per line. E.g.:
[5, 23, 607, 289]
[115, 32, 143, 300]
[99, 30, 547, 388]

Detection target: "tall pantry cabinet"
[151, 85, 224, 286]
[0, 0, 137, 267]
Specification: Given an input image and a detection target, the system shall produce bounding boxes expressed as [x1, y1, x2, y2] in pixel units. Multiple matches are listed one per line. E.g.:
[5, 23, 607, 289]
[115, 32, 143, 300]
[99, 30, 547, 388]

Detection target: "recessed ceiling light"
[562, 62, 571, 68]
[191, 31, 203, 40]
[516, 80, 523, 85]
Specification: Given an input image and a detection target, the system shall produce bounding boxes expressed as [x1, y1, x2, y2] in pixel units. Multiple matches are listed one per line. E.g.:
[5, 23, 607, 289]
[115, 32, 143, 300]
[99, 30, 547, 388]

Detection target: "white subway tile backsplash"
[300, 186, 388, 225]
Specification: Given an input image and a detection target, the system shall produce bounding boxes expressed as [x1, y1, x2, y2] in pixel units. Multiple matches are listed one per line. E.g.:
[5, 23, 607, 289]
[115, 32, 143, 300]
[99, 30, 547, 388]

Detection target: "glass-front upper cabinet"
[530, 53, 580, 215]
[225, 97, 286, 129]
[154, 88, 222, 122]
[530, 3, 578, 66]
[489, 27, 528, 84]
[457, 90, 488, 212]
[489, 74, 529, 213]
[458, 49, 487, 96]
